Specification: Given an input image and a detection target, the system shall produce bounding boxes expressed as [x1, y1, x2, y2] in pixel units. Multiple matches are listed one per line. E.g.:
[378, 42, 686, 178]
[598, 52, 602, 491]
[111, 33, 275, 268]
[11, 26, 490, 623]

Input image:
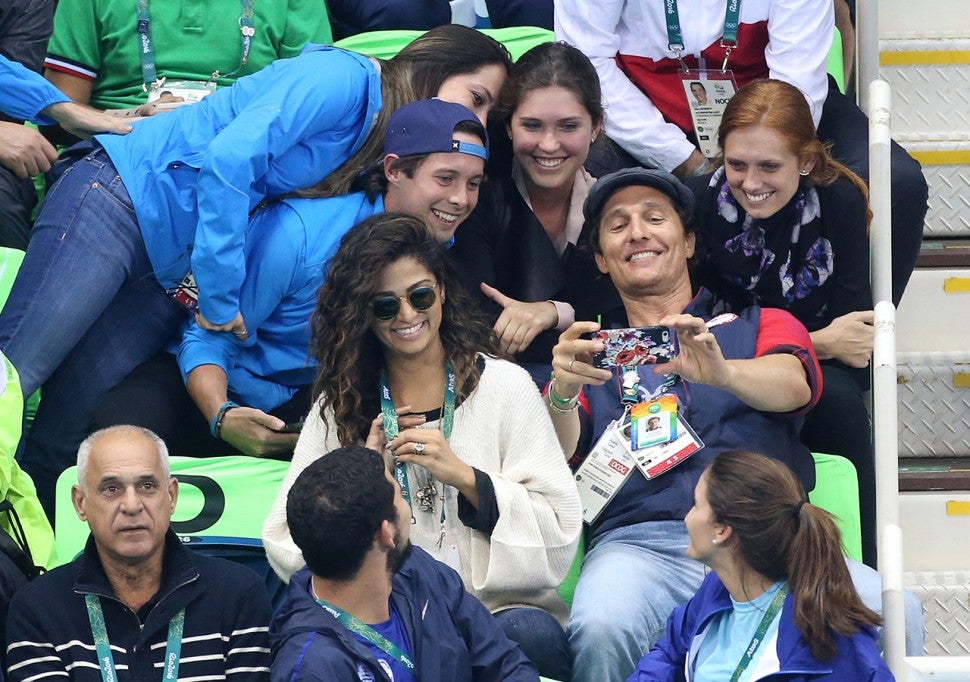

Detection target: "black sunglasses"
[371, 284, 439, 321]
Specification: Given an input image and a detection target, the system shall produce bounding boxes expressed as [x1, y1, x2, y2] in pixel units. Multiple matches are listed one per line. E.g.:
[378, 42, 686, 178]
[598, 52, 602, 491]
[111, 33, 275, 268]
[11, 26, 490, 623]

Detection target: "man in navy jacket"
[269, 445, 537, 682]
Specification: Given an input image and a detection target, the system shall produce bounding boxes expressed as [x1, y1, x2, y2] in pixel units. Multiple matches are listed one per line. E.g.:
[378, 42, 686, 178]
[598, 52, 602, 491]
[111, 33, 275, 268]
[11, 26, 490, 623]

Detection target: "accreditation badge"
[681, 70, 737, 159]
[148, 79, 217, 106]
[631, 414, 703, 480]
[574, 416, 637, 524]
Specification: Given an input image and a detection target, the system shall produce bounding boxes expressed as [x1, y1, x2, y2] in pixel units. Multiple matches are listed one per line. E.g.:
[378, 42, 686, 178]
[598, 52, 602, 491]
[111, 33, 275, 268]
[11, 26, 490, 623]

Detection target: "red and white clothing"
[554, 0, 834, 171]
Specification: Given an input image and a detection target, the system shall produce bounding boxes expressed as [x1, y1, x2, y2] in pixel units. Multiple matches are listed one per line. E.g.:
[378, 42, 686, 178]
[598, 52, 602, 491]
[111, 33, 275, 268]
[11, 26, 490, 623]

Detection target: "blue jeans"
[847, 559, 925, 657]
[494, 607, 569, 681]
[0, 147, 184, 515]
[568, 521, 705, 682]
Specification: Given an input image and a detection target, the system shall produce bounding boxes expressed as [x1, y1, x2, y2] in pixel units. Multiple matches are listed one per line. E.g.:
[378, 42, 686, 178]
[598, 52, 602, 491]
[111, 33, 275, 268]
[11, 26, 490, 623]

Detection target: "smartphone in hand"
[591, 326, 679, 369]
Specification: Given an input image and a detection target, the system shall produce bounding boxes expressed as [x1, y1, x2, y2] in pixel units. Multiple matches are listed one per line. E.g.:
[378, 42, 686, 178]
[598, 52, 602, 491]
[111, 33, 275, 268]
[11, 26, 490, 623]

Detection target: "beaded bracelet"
[209, 400, 240, 439]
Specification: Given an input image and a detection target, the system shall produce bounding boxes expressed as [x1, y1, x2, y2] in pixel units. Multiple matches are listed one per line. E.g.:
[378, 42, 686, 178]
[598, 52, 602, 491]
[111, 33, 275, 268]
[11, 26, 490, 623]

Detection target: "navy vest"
[585, 289, 814, 540]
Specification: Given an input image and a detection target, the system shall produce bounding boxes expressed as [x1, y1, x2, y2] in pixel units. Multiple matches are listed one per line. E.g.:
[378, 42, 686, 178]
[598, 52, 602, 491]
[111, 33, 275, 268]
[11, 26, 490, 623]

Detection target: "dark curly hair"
[311, 212, 500, 445]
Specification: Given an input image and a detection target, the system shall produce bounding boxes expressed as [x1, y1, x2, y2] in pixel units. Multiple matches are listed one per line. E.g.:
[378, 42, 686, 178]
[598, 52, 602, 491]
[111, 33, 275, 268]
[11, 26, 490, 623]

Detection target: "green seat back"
[0, 247, 40, 425]
[0, 352, 56, 568]
[827, 27, 846, 94]
[335, 26, 554, 62]
[53, 455, 289, 565]
[809, 452, 862, 562]
[557, 531, 585, 608]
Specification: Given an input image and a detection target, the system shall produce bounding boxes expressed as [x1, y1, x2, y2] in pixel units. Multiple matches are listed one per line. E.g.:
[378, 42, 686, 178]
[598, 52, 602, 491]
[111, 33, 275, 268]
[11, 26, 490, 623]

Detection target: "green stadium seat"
[335, 26, 553, 61]
[809, 451, 863, 563]
[53, 455, 290, 565]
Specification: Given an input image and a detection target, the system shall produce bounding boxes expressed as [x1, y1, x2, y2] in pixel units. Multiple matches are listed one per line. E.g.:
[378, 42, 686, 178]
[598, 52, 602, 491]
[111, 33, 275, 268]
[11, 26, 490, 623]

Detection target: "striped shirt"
[6, 532, 271, 682]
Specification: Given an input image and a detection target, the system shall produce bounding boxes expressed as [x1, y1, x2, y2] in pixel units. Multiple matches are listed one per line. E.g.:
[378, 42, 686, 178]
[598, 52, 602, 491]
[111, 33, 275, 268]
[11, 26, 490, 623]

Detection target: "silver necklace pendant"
[415, 480, 437, 513]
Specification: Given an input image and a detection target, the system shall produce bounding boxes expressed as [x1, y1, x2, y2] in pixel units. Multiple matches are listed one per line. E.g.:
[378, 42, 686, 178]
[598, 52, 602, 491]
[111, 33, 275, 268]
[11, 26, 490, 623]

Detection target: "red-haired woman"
[688, 79, 876, 567]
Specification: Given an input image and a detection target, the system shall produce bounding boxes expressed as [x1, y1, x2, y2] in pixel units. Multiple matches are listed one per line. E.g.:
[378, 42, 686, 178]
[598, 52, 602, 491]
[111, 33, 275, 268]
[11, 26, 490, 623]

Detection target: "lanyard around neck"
[135, 0, 256, 89]
[316, 599, 415, 672]
[380, 363, 457, 508]
[664, 0, 743, 69]
[729, 585, 788, 682]
[84, 594, 185, 682]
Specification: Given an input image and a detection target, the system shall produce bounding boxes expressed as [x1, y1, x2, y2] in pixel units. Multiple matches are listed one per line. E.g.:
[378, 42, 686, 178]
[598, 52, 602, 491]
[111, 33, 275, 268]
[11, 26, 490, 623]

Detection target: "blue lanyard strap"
[663, 0, 744, 68]
[316, 599, 415, 672]
[84, 594, 185, 682]
[134, 0, 256, 88]
[729, 585, 788, 682]
[380, 363, 457, 508]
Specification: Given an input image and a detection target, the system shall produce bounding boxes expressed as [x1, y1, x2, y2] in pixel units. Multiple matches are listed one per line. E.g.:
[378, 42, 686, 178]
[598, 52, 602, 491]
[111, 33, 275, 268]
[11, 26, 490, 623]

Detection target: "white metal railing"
[868, 77, 970, 681]
[857, 0, 878, 111]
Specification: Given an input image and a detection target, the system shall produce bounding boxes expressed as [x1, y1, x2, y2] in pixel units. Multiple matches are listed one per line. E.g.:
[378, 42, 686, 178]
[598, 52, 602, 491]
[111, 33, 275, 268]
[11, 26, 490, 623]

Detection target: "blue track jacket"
[270, 547, 538, 682]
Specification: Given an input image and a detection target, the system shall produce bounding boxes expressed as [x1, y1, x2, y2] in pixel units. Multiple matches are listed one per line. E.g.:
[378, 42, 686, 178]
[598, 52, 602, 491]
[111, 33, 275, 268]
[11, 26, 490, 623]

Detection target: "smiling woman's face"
[723, 124, 812, 220]
[509, 85, 600, 196]
[368, 256, 445, 363]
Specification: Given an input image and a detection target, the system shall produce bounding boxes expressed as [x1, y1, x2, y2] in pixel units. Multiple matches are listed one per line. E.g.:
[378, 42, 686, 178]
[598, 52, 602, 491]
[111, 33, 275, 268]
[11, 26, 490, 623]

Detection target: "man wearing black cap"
[545, 168, 823, 680]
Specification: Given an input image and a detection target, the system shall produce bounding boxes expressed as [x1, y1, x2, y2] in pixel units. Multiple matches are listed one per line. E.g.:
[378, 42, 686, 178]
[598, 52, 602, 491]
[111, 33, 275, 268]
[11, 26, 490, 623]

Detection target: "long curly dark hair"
[311, 212, 500, 445]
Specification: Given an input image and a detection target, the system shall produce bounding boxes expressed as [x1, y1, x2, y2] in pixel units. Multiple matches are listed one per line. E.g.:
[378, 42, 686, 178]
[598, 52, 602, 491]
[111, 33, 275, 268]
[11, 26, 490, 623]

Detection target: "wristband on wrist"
[210, 400, 240, 439]
[549, 377, 579, 407]
[547, 390, 580, 414]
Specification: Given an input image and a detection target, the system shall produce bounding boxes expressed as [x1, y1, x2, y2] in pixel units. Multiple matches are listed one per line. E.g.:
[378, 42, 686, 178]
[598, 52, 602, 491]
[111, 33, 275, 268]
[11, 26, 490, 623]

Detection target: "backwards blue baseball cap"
[384, 99, 489, 161]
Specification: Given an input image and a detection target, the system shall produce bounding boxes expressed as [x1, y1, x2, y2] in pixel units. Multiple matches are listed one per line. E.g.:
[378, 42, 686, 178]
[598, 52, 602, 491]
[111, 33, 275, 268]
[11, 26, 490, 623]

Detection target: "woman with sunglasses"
[1, 25, 511, 514]
[263, 212, 582, 680]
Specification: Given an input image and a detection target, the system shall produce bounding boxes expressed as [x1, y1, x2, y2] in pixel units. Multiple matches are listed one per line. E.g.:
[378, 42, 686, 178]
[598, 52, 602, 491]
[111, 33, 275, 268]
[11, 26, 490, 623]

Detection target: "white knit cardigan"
[262, 355, 583, 621]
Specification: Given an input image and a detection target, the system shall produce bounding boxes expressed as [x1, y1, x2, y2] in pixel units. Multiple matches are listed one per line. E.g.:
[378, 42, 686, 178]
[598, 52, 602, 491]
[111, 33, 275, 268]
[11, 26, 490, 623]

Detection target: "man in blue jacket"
[270, 445, 538, 682]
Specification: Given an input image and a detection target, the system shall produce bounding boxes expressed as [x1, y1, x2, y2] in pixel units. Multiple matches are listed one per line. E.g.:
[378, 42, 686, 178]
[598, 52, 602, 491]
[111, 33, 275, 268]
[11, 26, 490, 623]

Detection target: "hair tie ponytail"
[792, 499, 807, 519]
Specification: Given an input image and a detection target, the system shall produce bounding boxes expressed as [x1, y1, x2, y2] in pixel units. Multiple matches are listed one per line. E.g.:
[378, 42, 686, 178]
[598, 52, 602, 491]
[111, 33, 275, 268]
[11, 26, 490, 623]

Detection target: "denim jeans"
[568, 521, 706, 682]
[0, 147, 184, 515]
[847, 558, 926, 657]
[494, 606, 569, 681]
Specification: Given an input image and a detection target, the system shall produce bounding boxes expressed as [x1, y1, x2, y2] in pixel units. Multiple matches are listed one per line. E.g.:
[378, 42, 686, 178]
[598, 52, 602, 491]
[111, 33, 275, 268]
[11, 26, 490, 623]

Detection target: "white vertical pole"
[857, 0, 879, 110]
[869, 78, 905, 677]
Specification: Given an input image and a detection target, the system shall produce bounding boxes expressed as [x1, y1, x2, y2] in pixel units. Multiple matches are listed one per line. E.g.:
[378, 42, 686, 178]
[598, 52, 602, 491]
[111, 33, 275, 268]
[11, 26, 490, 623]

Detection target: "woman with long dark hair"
[1, 25, 512, 514]
[451, 41, 619, 379]
[264, 213, 581, 680]
[688, 78, 878, 567]
[629, 449, 891, 681]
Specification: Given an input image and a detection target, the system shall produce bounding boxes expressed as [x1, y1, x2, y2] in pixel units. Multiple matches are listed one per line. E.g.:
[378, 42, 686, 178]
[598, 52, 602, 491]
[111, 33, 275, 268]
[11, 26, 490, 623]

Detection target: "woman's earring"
[712, 538, 718, 545]
[799, 170, 810, 176]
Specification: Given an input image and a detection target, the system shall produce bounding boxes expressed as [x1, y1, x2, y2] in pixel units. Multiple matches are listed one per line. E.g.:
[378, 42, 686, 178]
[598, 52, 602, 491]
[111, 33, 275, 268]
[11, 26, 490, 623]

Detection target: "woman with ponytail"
[628, 449, 892, 681]
[688, 79, 878, 568]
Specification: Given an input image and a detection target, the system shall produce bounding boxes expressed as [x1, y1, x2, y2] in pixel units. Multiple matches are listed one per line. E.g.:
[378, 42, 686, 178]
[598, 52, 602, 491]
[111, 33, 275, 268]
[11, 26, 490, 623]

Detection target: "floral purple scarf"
[700, 167, 834, 327]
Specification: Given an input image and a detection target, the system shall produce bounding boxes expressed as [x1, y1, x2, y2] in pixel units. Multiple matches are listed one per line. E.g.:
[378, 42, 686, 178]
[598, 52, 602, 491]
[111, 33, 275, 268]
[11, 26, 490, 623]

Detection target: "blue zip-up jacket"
[269, 548, 539, 682]
[629, 572, 894, 681]
[176, 192, 383, 411]
[0, 54, 69, 123]
[96, 44, 382, 326]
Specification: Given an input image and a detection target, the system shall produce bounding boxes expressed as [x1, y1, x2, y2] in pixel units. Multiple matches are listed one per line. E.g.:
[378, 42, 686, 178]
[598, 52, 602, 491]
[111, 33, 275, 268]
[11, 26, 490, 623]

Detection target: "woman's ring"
[568, 359, 575, 373]
[414, 442, 425, 455]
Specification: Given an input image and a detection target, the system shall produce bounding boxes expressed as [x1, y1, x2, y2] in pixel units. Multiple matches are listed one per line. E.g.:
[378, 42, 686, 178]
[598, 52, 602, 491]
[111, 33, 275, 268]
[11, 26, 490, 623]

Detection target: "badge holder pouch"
[680, 69, 737, 159]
